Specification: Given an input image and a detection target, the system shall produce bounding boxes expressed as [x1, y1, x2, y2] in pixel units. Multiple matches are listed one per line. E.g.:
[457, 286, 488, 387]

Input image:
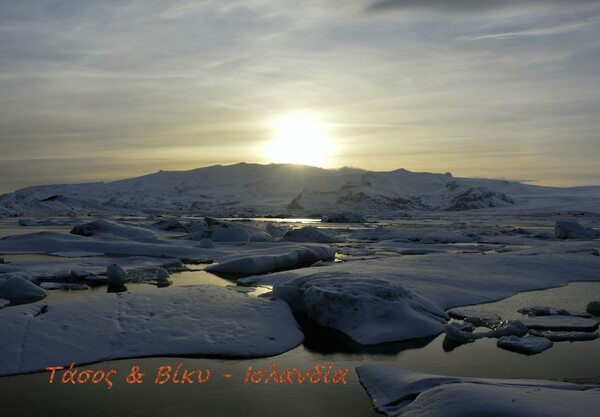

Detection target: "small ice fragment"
[497, 335, 553, 354]
[528, 329, 599, 342]
[586, 300, 600, 316]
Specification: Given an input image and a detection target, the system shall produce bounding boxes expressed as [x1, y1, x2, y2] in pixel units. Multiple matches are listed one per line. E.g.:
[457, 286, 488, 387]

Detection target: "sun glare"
[265, 113, 333, 167]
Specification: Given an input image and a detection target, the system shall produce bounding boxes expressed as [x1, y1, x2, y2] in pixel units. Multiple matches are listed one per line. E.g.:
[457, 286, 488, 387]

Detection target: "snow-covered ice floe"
[587, 300, 600, 315]
[0, 285, 303, 376]
[0, 276, 48, 304]
[0, 257, 185, 283]
[497, 335, 554, 354]
[528, 329, 599, 342]
[443, 320, 528, 344]
[518, 305, 591, 318]
[281, 226, 344, 243]
[242, 252, 600, 344]
[70, 219, 160, 240]
[447, 309, 501, 324]
[522, 316, 599, 331]
[0, 231, 206, 258]
[356, 366, 600, 417]
[204, 244, 335, 275]
[272, 272, 448, 345]
[555, 220, 600, 240]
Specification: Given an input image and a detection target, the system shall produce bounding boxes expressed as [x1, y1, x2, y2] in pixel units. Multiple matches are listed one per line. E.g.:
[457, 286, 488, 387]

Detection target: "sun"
[264, 113, 333, 167]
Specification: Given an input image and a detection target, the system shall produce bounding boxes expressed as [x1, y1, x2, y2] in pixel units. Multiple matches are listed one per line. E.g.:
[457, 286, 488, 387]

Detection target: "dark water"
[1, 282, 599, 417]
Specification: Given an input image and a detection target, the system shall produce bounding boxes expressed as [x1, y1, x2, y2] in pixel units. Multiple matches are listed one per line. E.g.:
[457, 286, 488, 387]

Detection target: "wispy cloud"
[0, 0, 599, 190]
[459, 19, 599, 41]
[365, 0, 599, 13]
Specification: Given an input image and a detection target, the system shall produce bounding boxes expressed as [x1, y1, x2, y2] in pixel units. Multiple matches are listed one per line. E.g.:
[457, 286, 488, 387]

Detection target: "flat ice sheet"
[242, 252, 600, 344]
[248, 252, 600, 309]
[356, 366, 600, 417]
[0, 285, 303, 376]
[204, 244, 335, 275]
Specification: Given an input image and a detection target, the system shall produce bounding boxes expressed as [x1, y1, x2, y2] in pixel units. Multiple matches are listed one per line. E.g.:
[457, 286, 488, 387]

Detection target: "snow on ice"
[204, 244, 335, 275]
[497, 335, 554, 354]
[246, 251, 600, 344]
[0, 275, 47, 304]
[521, 316, 599, 332]
[272, 272, 449, 344]
[0, 285, 304, 376]
[356, 366, 600, 417]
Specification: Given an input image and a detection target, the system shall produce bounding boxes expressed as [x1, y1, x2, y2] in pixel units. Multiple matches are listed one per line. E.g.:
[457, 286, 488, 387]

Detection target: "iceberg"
[273, 272, 448, 344]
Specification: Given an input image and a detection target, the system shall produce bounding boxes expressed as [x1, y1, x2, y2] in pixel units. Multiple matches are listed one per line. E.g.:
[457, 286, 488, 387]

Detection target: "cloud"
[459, 19, 598, 41]
[365, 0, 599, 14]
[1, 0, 600, 189]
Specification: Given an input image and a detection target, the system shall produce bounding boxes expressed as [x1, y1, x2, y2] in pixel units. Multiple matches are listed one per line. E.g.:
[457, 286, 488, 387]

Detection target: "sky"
[1, 0, 600, 193]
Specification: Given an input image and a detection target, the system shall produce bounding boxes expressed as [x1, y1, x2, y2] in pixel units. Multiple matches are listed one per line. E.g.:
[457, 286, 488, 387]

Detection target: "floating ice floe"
[39, 282, 90, 291]
[204, 244, 335, 275]
[444, 320, 528, 344]
[0, 257, 184, 284]
[555, 220, 600, 240]
[241, 251, 600, 343]
[522, 316, 599, 332]
[154, 267, 172, 287]
[70, 219, 159, 240]
[272, 272, 449, 344]
[356, 366, 600, 417]
[265, 223, 290, 239]
[443, 322, 480, 343]
[321, 213, 366, 223]
[411, 231, 474, 244]
[19, 218, 81, 227]
[0, 285, 304, 376]
[0, 231, 206, 259]
[497, 335, 554, 354]
[518, 305, 591, 318]
[447, 309, 501, 324]
[204, 217, 273, 242]
[397, 248, 444, 255]
[211, 227, 250, 243]
[107, 263, 127, 288]
[0, 299, 9, 308]
[48, 251, 105, 258]
[0, 275, 47, 304]
[528, 329, 599, 342]
[249, 252, 600, 310]
[587, 300, 600, 316]
[153, 218, 198, 233]
[198, 238, 215, 248]
[282, 226, 344, 243]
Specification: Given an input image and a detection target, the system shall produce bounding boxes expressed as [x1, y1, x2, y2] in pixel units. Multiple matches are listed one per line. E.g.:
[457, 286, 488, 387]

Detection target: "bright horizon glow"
[1, 2, 599, 193]
[264, 113, 333, 167]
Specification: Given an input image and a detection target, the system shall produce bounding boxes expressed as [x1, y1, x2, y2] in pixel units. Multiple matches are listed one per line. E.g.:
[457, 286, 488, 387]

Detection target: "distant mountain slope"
[0, 163, 599, 216]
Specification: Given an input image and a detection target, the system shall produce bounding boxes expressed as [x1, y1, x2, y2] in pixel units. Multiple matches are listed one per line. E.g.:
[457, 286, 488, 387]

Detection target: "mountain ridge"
[1, 163, 599, 217]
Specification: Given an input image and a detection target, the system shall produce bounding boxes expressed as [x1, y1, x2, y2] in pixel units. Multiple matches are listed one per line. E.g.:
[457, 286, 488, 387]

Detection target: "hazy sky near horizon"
[1, 0, 600, 193]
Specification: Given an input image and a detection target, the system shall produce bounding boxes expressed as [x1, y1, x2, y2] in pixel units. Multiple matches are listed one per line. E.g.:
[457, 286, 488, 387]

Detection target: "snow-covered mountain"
[1, 163, 599, 216]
